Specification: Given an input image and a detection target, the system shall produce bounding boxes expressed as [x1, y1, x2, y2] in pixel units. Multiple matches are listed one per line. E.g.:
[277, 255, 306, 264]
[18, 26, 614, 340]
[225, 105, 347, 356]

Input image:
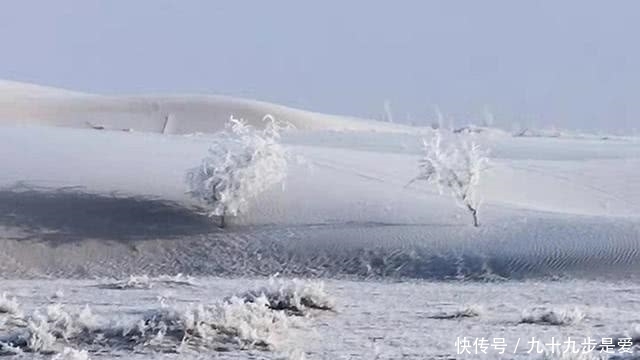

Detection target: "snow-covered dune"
[0, 81, 638, 279]
[0, 80, 410, 133]
[0, 79, 90, 98]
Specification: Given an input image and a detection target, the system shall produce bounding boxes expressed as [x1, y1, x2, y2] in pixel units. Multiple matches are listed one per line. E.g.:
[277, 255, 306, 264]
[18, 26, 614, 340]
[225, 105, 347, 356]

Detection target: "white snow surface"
[0, 81, 639, 280]
[1, 277, 640, 359]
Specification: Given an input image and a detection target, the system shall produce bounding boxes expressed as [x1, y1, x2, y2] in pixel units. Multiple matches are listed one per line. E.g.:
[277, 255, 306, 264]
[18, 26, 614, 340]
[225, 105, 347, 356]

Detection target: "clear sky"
[1, 1, 638, 132]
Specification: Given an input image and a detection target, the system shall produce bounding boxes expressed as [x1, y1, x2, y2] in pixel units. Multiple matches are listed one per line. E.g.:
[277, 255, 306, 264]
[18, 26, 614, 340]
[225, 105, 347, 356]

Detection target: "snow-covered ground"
[0, 81, 639, 358]
[2, 277, 640, 359]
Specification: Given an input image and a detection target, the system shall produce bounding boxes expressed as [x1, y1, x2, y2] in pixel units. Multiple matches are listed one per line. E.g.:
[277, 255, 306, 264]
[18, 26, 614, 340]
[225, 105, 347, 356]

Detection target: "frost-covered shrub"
[409, 131, 489, 227]
[240, 279, 335, 316]
[24, 304, 100, 353]
[520, 306, 585, 326]
[0, 280, 332, 355]
[186, 115, 290, 227]
[135, 295, 290, 352]
[52, 347, 90, 360]
[97, 274, 197, 290]
[429, 305, 482, 320]
[0, 293, 21, 315]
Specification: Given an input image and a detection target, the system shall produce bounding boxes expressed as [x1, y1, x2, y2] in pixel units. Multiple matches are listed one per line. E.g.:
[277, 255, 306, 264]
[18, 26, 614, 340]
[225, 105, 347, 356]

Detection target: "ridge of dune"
[0, 79, 415, 134]
[0, 79, 90, 97]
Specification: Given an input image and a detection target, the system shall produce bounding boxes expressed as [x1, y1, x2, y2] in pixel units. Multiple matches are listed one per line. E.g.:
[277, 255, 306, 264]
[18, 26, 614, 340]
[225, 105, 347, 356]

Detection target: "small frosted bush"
[186, 115, 290, 227]
[409, 131, 489, 227]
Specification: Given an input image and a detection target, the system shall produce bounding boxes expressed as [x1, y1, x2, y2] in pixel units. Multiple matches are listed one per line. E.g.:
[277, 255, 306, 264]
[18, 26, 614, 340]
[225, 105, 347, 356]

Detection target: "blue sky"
[1, 1, 638, 131]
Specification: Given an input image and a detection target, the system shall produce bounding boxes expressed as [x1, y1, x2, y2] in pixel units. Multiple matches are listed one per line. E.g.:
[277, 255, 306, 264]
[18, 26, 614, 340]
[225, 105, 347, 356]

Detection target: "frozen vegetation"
[0, 294, 21, 316]
[408, 130, 489, 226]
[520, 307, 586, 326]
[186, 115, 290, 227]
[52, 348, 91, 360]
[429, 304, 483, 320]
[0, 279, 333, 358]
[96, 274, 198, 290]
[239, 278, 335, 315]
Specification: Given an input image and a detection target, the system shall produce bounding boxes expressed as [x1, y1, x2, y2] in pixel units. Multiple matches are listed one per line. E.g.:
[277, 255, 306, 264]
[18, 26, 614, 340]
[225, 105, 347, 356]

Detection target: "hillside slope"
[0, 80, 411, 133]
[0, 81, 638, 279]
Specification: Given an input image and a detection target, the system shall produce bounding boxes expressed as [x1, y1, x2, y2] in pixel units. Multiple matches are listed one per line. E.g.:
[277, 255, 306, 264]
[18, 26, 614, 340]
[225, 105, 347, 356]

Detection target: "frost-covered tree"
[186, 115, 290, 227]
[409, 131, 489, 227]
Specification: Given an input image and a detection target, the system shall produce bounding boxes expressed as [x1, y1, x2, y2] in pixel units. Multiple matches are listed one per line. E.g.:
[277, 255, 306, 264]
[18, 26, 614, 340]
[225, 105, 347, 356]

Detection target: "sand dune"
[0, 81, 638, 280]
[0, 80, 411, 133]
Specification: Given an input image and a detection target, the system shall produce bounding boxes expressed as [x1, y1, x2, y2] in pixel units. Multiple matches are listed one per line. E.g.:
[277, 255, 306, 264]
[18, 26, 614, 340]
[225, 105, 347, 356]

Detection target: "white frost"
[0, 293, 21, 315]
[410, 130, 489, 226]
[186, 115, 290, 224]
[520, 306, 585, 326]
[242, 278, 335, 315]
[52, 347, 91, 360]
